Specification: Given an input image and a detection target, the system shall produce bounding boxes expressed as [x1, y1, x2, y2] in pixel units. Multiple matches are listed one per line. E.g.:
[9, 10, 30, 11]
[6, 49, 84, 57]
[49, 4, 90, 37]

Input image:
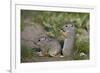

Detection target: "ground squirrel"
[37, 36, 61, 57]
[61, 23, 75, 57]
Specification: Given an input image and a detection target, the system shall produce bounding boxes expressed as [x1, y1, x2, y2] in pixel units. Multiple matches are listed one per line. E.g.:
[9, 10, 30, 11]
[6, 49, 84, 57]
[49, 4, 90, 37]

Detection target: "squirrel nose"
[61, 28, 65, 32]
[61, 28, 63, 30]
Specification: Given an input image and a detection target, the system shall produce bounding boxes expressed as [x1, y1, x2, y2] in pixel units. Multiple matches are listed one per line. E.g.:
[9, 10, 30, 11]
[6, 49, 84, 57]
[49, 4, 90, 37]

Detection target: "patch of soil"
[21, 56, 73, 63]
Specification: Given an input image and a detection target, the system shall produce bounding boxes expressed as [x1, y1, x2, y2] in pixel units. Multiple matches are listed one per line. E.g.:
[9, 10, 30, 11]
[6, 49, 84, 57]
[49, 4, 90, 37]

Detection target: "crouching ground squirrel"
[37, 36, 61, 57]
[61, 23, 75, 57]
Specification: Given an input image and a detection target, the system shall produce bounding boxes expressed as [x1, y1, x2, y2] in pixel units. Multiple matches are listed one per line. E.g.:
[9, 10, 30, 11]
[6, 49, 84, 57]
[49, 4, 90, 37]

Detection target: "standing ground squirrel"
[61, 23, 75, 57]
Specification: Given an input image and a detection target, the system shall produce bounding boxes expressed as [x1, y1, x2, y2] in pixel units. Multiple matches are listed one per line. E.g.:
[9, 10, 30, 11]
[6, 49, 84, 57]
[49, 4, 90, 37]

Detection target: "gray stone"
[21, 24, 47, 49]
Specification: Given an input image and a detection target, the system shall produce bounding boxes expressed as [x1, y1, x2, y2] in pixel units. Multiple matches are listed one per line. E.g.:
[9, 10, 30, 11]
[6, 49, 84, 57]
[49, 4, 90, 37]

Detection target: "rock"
[21, 24, 47, 49]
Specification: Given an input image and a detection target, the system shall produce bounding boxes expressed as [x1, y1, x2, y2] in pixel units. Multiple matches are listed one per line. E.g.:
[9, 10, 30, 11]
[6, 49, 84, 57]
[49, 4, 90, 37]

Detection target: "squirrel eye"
[38, 39, 40, 41]
[65, 25, 68, 27]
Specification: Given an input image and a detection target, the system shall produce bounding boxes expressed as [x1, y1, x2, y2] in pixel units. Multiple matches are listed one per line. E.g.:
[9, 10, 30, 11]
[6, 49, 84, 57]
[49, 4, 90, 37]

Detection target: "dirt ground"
[21, 56, 73, 63]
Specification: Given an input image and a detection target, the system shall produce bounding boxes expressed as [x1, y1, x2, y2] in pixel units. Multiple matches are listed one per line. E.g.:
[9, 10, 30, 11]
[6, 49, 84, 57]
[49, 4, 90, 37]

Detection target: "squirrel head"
[61, 22, 75, 33]
[61, 23, 75, 38]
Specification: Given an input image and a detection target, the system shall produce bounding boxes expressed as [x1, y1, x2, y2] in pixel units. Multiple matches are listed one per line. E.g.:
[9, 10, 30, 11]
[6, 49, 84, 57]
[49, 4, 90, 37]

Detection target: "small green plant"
[73, 40, 89, 60]
[21, 47, 33, 62]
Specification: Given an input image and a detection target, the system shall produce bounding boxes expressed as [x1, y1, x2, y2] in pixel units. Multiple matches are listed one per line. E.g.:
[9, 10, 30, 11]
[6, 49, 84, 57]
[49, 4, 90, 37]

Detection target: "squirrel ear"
[71, 24, 73, 27]
[40, 37, 46, 41]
